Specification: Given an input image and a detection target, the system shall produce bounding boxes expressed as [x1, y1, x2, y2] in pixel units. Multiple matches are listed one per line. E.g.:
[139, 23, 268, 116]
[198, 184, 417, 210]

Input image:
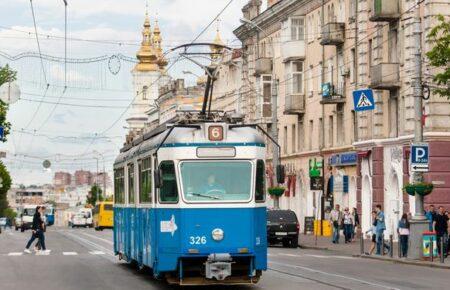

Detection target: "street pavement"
[0, 227, 449, 290]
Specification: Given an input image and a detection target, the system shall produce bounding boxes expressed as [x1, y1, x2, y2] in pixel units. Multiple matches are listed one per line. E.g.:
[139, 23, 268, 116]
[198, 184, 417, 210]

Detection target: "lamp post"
[93, 151, 106, 201]
[240, 17, 280, 209]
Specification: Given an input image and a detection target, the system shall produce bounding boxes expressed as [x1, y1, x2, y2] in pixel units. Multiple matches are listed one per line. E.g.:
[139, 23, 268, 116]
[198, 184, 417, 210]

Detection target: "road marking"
[63, 252, 78, 256]
[63, 232, 114, 257]
[89, 251, 105, 255]
[8, 252, 23, 256]
[278, 253, 302, 258]
[269, 261, 400, 290]
[80, 232, 114, 245]
[303, 254, 356, 260]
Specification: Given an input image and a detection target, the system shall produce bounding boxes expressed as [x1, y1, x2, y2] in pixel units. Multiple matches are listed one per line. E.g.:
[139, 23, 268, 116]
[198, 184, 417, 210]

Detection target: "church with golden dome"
[126, 9, 169, 132]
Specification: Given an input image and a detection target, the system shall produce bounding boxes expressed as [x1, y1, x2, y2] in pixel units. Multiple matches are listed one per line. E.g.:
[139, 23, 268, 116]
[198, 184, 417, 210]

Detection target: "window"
[317, 12, 321, 39]
[327, 59, 334, 83]
[389, 92, 399, 138]
[309, 120, 314, 150]
[256, 160, 266, 202]
[283, 126, 288, 154]
[308, 65, 313, 94]
[159, 161, 179, 203]
[142, 85, 148, 100]
[286, 61, 304, 95]
[114, 168, 125, 204]
[128, 163, 135, 204]
[307, 16, 313, 42]
[337, 103, 344, 145]
[292, 124, 296, 154]
[260, 75, 272, 118]
[180, 161, 252, 202]
[298, 116, 305, 152]
[350, 48, 356, 83]
[329, 115, 334, 147]
[290, 18, 305, 41]
[104, 204, 113, 211]
[352, 110, 358, 142]
[139, 157, 152, 203]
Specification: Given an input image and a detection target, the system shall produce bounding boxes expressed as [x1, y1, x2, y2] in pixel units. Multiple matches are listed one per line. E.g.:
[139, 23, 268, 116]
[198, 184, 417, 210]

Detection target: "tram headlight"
[212, 228, 224, 241]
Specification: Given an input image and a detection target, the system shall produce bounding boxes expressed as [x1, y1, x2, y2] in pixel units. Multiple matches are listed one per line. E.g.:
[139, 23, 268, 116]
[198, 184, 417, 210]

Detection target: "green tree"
[86, 184, 103, 207]
[426, 15, 450, 99]
[0, 64, 16, 142]
[3, 207, 16, 220]
[0, 161, 12, 216]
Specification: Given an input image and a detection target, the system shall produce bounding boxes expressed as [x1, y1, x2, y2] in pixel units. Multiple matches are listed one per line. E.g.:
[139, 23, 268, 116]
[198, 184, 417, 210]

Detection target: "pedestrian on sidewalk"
[24, 206, 50, 255]
[365, 211, 378, 255]
[433, 206, 448, 258]
[398, 213, 410, 258]
[426, 205, 436, 232]
[351, 207, 360, 242]
[34, 206, 47, 251]
[343, 208, 354, 243]
[375, 204, 388, 255]
[330, 204, 342, 244]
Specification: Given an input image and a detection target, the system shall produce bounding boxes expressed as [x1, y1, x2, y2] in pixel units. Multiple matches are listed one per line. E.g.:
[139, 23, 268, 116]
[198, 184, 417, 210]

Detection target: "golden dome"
[135, 11, 159, 72]
[210, 26, 224, 62]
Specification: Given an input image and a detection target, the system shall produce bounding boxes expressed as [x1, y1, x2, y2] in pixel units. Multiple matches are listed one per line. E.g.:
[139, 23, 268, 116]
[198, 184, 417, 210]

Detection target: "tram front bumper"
[205, 253, 232, 281]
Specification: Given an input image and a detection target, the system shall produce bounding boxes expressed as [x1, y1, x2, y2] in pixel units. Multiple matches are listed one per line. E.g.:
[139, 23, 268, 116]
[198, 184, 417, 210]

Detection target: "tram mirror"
[154, 169, 162, 188]
[276, 165, 285, 184]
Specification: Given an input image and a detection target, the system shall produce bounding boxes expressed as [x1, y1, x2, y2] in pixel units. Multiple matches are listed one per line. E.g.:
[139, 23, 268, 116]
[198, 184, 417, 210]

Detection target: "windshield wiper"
[191, 193, 220, 200]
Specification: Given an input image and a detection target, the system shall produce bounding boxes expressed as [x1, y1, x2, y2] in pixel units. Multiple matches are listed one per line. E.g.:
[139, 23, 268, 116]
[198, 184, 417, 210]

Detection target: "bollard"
[430, 238, 434, 262]
[360, 234, 364, 255]
[440, 237, 445, 264]
[389, 235, 394, 258]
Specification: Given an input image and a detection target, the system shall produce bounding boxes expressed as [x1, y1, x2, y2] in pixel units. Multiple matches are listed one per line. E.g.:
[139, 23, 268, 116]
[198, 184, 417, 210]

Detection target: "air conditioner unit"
[340, 67, 350, 77]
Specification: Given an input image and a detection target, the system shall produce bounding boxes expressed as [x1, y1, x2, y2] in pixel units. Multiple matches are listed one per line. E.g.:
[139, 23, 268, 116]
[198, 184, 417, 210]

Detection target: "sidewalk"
[299, 234, 450, 269]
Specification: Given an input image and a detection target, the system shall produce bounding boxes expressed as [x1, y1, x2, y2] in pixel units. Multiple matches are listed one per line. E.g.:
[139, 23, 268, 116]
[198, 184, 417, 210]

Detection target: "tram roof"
[114, 122, 265, 165]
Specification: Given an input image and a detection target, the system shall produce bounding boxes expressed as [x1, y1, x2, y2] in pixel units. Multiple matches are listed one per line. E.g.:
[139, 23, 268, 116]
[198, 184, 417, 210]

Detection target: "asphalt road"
[0, 227, 448, 290]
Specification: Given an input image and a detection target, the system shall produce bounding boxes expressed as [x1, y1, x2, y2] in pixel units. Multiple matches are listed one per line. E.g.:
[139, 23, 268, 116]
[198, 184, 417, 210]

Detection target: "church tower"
[126, 9, 167, 133]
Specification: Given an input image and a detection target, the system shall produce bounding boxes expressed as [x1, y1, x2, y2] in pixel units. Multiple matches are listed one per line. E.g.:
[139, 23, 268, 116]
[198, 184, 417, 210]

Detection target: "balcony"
[320, 22, 345, 46]
[320, 84, 346, 104]
[254, 57, 272, 76]
[281, 40, 305, 62]
[284, 93, 305, 115]
[370, 63, 400, 90]
[369, 0, 400, 22]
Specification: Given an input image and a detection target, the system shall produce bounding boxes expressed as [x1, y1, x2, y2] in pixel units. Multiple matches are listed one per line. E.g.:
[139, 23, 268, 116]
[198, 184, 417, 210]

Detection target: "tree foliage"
[426, 15, 450, 99]
[86, 184, 103, 207]
[0, 64, 16, 142]
[0, 161, 12, 216]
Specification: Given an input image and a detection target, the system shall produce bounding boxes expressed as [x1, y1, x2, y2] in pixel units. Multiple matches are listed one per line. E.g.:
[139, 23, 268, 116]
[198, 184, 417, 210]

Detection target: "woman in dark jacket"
[24, 206, 48, 254]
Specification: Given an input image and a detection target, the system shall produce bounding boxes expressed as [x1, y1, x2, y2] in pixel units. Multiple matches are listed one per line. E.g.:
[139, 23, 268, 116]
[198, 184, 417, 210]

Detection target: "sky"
[0, 0, 268, 186]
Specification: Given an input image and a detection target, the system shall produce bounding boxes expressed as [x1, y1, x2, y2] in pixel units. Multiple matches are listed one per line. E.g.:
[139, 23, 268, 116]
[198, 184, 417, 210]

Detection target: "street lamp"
[93, 151, 106, 201]
[182, 70, 201, 78]
[240, 17, 280, 209]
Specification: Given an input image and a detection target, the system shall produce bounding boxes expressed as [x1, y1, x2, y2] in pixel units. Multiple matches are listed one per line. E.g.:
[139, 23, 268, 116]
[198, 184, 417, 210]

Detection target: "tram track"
[268, 267, 350, 290]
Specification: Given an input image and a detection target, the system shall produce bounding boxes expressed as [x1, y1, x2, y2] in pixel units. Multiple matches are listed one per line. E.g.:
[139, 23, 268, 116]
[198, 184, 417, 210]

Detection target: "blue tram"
[113, 119, 269, 285]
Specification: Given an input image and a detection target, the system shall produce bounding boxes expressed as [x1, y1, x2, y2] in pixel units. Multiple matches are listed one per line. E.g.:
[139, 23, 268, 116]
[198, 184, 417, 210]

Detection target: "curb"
[299, 245, 329, 251]
[359, 254, 450, 270]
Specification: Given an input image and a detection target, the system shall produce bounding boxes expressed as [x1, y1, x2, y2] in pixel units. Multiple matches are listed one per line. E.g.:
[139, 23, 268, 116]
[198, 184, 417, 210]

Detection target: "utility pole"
[271, 79, 280, 209]
[409, 0, 427, 260]
[319, 0, 326, 235]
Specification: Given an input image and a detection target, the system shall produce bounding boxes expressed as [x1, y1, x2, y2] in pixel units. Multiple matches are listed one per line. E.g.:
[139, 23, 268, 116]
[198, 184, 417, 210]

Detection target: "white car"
[71, 214, 87, 228]
[0, 217, 7, 227]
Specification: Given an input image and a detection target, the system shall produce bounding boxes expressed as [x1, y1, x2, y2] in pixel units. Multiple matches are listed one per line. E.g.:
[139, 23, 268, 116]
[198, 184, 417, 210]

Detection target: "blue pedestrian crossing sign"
[353, 89, 375, 112]
[410, 143, 429, 172]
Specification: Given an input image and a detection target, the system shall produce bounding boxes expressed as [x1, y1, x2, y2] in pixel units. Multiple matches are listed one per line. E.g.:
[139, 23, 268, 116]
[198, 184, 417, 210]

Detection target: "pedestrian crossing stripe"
[8, 252, 23, 256]
[62, 252, 78, 255]
[89, 251, 105, 255]
[356, 92, 373, 108]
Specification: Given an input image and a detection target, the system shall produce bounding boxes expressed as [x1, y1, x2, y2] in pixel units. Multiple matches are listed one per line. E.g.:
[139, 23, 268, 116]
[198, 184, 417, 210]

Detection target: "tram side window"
[128, 164, 135, 204]
[256, 160, 266, 202]
[139, 157, 152, 203]
[159, 161, 179, 203]
[114, 168, 125, 204]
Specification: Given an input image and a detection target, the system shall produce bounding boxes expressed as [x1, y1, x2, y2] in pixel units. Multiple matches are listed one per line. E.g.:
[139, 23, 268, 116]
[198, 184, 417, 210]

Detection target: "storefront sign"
[329, 152, 357, 166]
[309, 158, 323, 177]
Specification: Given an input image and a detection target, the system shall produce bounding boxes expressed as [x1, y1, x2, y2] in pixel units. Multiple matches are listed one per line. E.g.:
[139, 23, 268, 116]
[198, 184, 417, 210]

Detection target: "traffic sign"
[0, 126, 3, 139]
[353, 89, 375, 112]
[410, 143, 429, 172]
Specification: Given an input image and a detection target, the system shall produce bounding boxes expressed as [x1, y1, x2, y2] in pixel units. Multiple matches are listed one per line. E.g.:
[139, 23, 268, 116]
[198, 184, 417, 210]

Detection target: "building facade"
[230, 0, 450, 235]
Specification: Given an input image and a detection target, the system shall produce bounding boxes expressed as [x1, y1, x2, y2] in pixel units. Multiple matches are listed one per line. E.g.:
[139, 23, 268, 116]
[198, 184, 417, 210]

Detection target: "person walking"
[433, 206, 449, 258]
[24, 206, 50, 255]
[330, 204, 342, 244]
[426, 205, 436, 232]
[365, 211, 378, 255]
[375, 204, 387, 255]
[343, 208, 354, 243]
[398, 213, 410, 258]
[351, 207, 360, 242]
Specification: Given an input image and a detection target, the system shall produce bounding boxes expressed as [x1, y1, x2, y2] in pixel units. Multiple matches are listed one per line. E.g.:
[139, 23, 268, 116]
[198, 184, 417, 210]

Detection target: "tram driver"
[201, 174, 226, 198]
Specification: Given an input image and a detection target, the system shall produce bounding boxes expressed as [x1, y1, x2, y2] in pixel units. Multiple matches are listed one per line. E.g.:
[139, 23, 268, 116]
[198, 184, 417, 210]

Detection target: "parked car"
[0, 217, 7, 227]
[267, 209, 299, 248]
[71, 213, 88, 228]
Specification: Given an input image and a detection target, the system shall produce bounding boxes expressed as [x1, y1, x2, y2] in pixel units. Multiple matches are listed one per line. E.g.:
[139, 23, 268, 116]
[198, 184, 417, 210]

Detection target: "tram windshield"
[180, 161, 252, 202]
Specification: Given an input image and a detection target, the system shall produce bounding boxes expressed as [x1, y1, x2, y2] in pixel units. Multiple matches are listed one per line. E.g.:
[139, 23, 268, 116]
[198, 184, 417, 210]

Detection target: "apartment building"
[231, 0, 450, 234]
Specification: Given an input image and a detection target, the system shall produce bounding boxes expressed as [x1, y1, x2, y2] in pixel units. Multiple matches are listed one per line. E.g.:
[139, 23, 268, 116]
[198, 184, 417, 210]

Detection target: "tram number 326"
[189, 236, 207, 245]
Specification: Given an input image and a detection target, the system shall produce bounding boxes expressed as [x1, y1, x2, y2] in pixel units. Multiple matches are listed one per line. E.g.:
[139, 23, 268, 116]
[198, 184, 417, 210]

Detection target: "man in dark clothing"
[24, 206, 49, 255]
[433, 206, 449, 258]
